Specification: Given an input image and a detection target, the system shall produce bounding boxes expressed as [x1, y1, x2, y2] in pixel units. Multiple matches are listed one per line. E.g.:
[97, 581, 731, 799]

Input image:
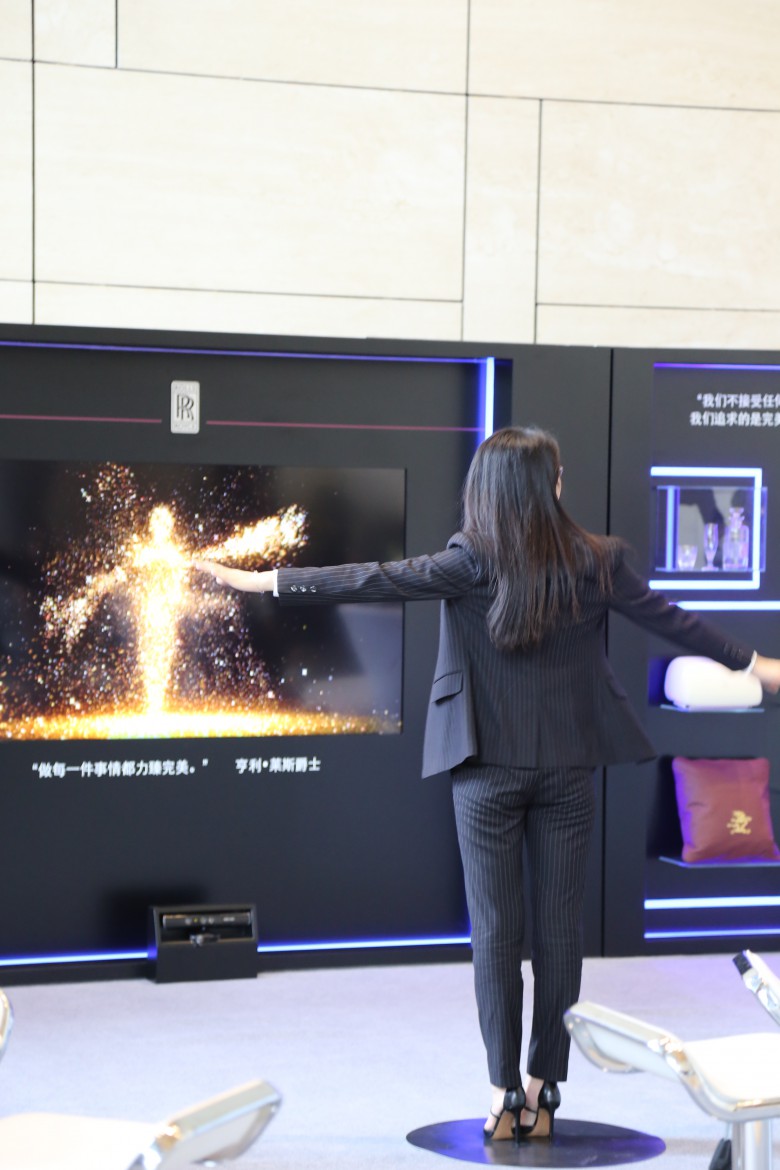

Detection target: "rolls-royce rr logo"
[171, 381, 200, 434]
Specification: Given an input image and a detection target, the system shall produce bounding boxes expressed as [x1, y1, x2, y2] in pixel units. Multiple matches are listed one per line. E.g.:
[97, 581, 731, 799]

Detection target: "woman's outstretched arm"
[610, 553, 780, 693]
[194, 537, 480, 604]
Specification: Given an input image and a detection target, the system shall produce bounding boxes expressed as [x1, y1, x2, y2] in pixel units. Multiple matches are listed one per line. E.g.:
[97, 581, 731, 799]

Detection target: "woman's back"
[422, 533, 651, 774]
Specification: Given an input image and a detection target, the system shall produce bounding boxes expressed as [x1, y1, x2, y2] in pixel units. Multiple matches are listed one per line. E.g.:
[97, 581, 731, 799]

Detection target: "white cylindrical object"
[663, 656, 762, 710]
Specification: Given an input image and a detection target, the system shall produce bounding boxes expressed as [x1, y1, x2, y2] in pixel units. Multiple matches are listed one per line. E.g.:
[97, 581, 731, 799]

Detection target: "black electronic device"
[148, 903, 258, 983]
[160, 910, 254, 931]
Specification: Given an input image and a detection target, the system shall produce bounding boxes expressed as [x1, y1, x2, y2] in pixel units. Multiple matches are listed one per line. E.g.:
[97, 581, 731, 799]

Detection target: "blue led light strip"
[646, 896, 780, 910]
[650, 464, 762, 477]
[256, 935, 472, 955]
[679, 600, 780, 611]
[646, 927, 780, 940]
[0, 338, 492, 366]
[478, 357, 496, 441]
[664, 487, 676, 571]
[0, 950, 147, 968]
[0, 936, 473, 968]
[655, 363, 780, 373]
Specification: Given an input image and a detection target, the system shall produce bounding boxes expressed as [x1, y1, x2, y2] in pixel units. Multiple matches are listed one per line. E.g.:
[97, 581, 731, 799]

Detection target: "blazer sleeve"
[275, 535, 480, 604]
[609, 550, 755, 670]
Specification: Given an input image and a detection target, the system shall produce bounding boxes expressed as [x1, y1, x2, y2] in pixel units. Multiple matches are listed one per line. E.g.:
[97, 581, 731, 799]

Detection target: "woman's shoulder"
[446, 531, 488, 579]
[447, 530, 487, 564]
[446, 530, 480, 564]
[602, 533, 627, 564]
[447, 530, 474, 552]
[576, 531, 624, 569]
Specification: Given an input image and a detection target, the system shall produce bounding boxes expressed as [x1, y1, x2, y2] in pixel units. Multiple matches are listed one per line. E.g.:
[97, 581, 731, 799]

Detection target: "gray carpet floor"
[1, 952, 779, 1169]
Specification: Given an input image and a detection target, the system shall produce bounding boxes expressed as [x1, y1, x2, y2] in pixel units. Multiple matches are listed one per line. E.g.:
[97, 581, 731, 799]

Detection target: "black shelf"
[658, 704, 764, 714]
[658, 855, 780, 869]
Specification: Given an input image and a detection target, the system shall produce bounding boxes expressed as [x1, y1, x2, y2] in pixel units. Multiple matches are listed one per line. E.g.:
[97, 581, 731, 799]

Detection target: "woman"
[195, 426, 780, 1143]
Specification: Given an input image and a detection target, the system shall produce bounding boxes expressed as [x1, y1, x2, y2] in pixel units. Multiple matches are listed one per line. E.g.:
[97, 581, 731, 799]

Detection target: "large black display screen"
[0, 330, 494, 963]
[0, 460, 404, 742]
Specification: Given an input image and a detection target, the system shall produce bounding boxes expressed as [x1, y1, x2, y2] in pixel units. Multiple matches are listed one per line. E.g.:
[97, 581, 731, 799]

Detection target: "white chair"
[734, 950, 780, 1027]
[0, 986, 280, 1167]
[0, 1078, 280, 1170]
[707, 952, 780, 1170]
[564, 999, 780, 1170]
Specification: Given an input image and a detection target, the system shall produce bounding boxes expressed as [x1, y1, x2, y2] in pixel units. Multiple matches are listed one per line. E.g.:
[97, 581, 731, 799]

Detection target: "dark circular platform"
[406, 1118, 666, 1167]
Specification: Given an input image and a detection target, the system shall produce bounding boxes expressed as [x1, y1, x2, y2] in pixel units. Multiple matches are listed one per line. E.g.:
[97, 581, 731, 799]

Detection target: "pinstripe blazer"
[276, 532, 755, 777]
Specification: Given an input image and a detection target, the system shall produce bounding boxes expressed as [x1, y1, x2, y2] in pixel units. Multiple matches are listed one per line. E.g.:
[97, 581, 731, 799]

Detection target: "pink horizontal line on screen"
[0, 413, 162, 424]
[207, 419, 479, 432]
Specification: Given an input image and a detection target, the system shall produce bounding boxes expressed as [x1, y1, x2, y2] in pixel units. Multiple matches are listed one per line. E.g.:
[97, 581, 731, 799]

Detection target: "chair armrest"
[734, 950, 780, 1027]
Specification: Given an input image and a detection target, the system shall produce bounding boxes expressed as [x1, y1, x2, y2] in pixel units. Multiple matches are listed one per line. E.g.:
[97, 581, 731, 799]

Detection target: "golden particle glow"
[3, 709, 400, 741]
[37, 501, 307, 722]
[0, 465, 400, 744]
[0, 465, 394, 742]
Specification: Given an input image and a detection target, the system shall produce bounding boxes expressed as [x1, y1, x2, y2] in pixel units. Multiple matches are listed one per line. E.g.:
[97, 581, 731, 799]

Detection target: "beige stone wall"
[2, 0, 779, 347]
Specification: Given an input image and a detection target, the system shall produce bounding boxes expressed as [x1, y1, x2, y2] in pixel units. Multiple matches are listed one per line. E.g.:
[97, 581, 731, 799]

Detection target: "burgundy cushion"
[671, 757, 780, 863]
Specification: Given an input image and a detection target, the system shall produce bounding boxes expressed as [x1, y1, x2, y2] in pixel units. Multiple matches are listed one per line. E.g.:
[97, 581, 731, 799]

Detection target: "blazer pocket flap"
[431, 671, 464, 703]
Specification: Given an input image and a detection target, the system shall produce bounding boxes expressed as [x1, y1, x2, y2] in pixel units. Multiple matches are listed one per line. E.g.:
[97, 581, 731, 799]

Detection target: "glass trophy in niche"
[703, 522, 719, 569]
[652, 473, 766, 588]
[722, 506, 750, 570]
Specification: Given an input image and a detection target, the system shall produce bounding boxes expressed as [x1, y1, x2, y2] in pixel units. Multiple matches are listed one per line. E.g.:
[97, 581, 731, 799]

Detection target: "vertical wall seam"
[532, 100, 543, 344]
[606, 346, 615, 536]
[600, 345, 616, 956]
[599, 764, 607, 956]
[30, 1, 36, 322]
[459, 0, 471, 342]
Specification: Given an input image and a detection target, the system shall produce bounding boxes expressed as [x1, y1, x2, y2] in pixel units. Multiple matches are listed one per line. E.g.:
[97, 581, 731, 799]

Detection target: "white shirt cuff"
[743, 650, 758, 673]
[272, 569, 279, 597]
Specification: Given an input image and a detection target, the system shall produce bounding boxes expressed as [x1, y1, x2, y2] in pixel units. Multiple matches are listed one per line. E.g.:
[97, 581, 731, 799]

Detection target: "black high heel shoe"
[483, 1087, 525, 1143]
[519, 1081, 561, 1140]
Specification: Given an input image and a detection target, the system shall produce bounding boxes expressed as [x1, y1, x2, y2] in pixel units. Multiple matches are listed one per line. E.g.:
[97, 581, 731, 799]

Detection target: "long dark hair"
[462, 426, 614, 650]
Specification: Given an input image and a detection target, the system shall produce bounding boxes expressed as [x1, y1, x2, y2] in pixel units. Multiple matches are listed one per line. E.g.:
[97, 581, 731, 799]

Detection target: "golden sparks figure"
[0, 463, 397, 741]
[40, 500, 306, 720]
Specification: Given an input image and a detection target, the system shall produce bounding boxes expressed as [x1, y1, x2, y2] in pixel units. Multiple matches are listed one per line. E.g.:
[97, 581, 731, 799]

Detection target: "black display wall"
[605, 348, 780, 955]
[7, 326, 779, 981]
[0, 325, 612, 982]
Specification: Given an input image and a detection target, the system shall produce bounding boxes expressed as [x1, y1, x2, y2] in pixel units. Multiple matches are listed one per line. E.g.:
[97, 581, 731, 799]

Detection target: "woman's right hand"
[193, 560, 275, 593]
[752, 654, 780, 694]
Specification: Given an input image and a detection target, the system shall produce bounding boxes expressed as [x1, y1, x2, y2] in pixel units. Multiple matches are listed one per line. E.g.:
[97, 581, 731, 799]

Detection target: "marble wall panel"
[537, 306, 780, 349]
[0, 279, 32, 321]
[35, 282, 462, 340]
[119, 0, 468, 93]
[34, 0, 115, 67]
[0, 60, 32, 280]
[470, 0, 780, 110]
[0, 0, 31, 60]
[34, 65, 466, 301]
[538, 102, 780, 313]
[463, 97, 539, 343]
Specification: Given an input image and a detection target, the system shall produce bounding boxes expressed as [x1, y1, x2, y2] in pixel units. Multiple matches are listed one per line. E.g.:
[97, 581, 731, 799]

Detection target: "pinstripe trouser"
[451, 763, 596, 1088]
